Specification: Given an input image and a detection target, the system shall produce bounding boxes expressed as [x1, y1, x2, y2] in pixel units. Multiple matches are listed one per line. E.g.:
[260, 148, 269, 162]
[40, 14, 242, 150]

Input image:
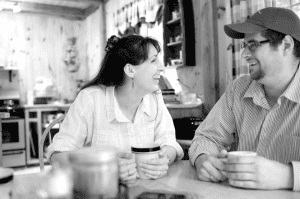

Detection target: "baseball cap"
[224, 7, 300, 42]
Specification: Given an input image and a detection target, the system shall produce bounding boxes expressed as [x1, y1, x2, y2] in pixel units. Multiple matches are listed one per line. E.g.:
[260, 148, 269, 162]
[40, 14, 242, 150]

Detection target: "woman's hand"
[118, 152, 138, 185]
[139, 147, 170, 179]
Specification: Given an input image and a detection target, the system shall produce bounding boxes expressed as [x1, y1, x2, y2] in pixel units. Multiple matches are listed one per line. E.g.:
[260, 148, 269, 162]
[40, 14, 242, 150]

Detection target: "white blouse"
[47, 85, 183, 160]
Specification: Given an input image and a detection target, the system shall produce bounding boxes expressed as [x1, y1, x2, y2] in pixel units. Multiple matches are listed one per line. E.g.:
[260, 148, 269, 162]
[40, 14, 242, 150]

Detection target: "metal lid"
[68, 146, 118, 164]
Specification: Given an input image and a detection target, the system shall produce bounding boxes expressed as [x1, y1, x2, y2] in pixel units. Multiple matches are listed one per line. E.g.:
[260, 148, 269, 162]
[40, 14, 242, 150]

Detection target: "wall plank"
[0, 9, 103, 104]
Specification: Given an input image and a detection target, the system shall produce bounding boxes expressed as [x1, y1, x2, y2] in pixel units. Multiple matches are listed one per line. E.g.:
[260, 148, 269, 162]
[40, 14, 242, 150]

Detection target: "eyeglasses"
[241, 40, 270, 52]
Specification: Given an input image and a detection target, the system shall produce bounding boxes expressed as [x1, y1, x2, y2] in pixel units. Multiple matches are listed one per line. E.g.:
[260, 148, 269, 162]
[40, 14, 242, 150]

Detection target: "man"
[189, 7, 300, 191]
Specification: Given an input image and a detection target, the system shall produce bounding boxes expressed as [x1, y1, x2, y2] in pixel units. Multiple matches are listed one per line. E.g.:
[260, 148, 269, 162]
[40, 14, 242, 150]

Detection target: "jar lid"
[131, 146, 160, 153]
[68, 146, 117, 164]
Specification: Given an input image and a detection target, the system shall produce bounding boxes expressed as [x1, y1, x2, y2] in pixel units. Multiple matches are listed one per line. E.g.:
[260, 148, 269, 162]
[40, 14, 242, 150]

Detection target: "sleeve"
[153, 92, 184, 160]
[292, 161, 300, 191]
[46, 89, 95, 161]
[188, 81, 237, 166]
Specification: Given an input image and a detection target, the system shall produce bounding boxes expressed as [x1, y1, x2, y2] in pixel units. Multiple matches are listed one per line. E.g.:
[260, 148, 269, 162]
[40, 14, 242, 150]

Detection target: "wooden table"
[8, 160, 300, 199]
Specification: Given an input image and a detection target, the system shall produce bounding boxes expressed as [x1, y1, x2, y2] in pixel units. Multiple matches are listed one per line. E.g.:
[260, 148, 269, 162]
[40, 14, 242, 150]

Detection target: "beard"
[250, 67, 265, 81]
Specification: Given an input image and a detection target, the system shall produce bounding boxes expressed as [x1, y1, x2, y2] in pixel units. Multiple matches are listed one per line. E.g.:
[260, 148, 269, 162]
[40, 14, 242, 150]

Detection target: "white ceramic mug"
[131, 145, 160, 180]
[227, 151, 257, 159]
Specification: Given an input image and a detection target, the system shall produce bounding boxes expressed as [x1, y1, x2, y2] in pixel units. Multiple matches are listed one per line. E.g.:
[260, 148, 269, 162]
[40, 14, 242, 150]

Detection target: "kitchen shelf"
[0, 67, 18, 71]
[167, 41, 182, 46]
[166, 64, 184, 69]
[166, 101, 202, 109]
[163, 0, 195, 67]
[0, 68, 19, 82]
[167, 18, 181, 25]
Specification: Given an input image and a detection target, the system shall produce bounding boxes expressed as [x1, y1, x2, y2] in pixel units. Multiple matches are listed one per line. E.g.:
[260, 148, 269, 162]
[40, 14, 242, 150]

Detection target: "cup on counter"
[180, 93, 197, 104]
[131, 145, 160, 179]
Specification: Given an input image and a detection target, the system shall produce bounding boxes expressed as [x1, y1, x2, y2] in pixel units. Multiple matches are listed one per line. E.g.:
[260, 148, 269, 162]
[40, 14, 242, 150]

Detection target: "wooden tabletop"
[130, 160, 300, 199]
[9, 160, 300, 199]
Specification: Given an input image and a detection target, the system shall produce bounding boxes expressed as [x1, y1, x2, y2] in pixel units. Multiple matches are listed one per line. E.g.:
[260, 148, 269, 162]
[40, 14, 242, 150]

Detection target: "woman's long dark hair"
[81, 34, 161, 91]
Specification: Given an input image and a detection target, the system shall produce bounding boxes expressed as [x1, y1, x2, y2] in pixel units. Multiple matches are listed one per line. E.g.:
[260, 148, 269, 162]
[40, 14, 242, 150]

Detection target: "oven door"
[3, 150, 26, 167]
[2, 119, 25, 150]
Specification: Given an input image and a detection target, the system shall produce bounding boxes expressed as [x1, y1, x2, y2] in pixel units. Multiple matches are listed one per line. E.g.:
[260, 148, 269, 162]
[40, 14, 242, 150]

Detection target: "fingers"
[226, 171, 255, 181]
[217, 150, 228, 159]
[118, 152, 135, 160]
[195, 155, 227, 182]
[159, 147, 167, 158]
[203, 159, 226, 182]
[228, 179, 257, 189]
[120, 164, 137, 179]
[197, 166, 213, 182]
[119, 153, 137, 181]
[142, 169, 167, 179]
[225, 163, 255, 173]
[119, 153, 136, 167]
[138, 156, 169, 179]
[144, 156, 169, 166]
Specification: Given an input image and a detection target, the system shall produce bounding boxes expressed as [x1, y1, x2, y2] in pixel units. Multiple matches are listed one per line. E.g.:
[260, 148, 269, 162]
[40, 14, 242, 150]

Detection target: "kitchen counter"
[23, 103, 72, 109]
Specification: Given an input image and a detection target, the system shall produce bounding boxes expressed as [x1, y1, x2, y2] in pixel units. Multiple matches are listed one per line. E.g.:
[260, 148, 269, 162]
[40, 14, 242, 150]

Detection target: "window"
[276, 0, 300, 16]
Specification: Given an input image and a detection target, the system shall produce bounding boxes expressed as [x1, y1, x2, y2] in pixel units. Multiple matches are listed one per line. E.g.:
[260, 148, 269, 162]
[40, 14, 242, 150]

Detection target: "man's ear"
[124, 63, 135, 78]
[283, 35, 294, 54]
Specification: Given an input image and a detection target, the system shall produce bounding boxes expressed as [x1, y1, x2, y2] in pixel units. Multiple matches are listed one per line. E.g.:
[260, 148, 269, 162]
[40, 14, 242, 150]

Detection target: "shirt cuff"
[292, 161, 300, 191]
[189, 150, 211, 166]
[160, 141, 184, 160]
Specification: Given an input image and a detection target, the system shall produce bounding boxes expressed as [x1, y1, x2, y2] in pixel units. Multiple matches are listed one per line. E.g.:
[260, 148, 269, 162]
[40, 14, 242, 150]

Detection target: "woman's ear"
[124, 63, 135, 78]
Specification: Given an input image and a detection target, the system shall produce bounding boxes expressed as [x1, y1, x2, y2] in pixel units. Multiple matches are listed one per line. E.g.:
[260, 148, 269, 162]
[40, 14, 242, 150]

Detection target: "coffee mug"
[131, 145, 160, 179]
[227, 151, 257, 158]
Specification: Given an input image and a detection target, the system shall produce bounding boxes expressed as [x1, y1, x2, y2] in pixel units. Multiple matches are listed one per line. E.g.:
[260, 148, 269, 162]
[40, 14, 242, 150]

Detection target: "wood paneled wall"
[0, 9, 103, 104]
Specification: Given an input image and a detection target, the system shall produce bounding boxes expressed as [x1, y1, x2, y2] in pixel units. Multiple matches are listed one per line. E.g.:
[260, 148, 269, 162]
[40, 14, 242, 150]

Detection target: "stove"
[0, 99, 24, 119]
[0, 99, 26, 167]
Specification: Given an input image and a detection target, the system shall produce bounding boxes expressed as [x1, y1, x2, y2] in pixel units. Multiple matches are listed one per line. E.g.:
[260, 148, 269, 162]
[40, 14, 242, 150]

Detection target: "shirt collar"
[139, 94, 153, 117]
[106, 86, 153, 123]
[244, 64, 300, 104]
[106, 86, 117, 122]
[244, 80, 265, 101]
[282, 65, 300, 104]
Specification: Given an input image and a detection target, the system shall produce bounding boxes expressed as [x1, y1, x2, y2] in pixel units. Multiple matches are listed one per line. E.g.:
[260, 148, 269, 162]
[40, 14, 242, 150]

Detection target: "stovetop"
[0, 99, 24, 118]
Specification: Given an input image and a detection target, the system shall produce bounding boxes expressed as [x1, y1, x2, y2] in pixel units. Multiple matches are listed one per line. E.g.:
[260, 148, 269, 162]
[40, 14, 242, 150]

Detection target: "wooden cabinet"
[163, 0, 195, 67]
[24, 105, 70, 165]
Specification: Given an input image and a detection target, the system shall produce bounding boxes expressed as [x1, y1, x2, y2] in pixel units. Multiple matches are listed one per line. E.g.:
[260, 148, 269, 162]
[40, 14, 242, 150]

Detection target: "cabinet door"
[163, 0, 195, 67]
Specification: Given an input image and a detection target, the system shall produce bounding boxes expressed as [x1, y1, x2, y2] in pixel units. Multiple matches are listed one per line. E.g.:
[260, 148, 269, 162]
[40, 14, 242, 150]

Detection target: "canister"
[69, 146, 119, 198]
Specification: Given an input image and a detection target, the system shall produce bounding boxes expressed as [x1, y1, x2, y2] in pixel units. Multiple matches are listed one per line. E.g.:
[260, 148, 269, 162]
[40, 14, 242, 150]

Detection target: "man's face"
[242, 32, 283, 84]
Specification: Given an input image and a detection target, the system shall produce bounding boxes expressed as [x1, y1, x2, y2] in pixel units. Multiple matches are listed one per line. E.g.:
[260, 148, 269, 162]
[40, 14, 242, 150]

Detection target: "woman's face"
[133, 44, 164, 94]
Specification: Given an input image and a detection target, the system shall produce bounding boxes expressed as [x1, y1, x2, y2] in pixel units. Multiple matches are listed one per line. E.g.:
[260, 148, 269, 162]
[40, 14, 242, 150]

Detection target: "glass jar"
[68, 146, 119, 199]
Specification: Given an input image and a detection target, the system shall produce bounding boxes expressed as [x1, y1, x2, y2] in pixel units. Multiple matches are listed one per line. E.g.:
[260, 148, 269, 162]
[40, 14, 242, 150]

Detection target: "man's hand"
[225, 155, 293, 189]
[194, 151, 227, 182]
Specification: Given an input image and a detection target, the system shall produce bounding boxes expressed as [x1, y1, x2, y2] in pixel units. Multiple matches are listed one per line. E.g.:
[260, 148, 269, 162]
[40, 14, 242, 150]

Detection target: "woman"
[47, 34, 183, 184]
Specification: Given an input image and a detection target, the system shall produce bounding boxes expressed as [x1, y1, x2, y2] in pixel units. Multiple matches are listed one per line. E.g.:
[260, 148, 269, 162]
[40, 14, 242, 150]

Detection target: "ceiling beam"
[7, 0, 102, 3]
[3, 0, 101, 20]
[19, 2, 85, 19]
